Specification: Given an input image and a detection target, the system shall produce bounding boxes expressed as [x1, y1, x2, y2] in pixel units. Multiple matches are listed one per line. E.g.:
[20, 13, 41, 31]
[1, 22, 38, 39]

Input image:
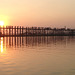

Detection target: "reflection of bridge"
[1, 36, 75, 47]
[0, 26, 75, 37]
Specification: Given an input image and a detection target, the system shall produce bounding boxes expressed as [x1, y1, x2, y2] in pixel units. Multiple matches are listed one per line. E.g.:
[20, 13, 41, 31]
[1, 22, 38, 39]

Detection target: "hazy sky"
[0, 0, 75, 28]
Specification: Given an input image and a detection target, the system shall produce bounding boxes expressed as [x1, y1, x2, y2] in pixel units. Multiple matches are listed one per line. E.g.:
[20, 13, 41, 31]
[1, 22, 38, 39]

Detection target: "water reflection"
[0, 37, 6, 53]
[1, 36, 75, 48]
[0, 36, 75, 75]
[0, 38, 3, 53]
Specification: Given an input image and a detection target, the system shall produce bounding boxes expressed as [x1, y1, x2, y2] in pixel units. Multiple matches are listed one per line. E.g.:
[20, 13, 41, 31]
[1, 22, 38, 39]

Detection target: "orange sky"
[0, 0, 75, 28]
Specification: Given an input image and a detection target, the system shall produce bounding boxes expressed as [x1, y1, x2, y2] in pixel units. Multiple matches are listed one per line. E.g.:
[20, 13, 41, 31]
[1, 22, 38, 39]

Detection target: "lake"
[0, 36, 75, 75]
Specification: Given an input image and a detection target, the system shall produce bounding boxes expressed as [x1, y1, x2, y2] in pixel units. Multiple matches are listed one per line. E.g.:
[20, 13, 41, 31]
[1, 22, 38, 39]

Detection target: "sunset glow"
[0, 21, 4, 26]
[0, 0, 75, 28]
[0, 15, 9, 27]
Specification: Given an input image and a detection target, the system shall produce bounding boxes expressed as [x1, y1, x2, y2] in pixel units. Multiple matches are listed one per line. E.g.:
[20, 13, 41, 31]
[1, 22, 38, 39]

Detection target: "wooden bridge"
[0, 26, 75, 37]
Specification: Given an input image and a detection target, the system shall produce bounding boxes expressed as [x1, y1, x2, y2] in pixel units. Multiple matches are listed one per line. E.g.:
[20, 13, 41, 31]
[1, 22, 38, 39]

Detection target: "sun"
[0, 21, 4, 26]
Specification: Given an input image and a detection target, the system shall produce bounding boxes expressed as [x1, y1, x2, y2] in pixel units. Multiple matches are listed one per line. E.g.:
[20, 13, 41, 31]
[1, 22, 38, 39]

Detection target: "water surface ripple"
[0, 36, 75, 75]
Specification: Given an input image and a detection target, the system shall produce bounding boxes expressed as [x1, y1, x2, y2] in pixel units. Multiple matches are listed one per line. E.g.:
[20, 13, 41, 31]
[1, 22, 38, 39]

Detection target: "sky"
[0, 0, 75, 28]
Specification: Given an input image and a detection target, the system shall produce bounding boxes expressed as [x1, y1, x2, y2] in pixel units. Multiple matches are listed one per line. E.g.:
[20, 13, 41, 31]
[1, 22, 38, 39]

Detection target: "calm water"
[0, 36, 75, 75]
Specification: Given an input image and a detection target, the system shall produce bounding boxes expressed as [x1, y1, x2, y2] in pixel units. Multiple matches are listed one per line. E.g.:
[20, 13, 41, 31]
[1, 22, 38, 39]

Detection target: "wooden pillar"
[44, 28, 45, 35]
[9, 26, 10, 35]
[32, 27, 34, 35]
[43, 27, 44, 35]
[48, 28, 49, 36]
[28, 27, 29, 35]
[37, 27, 38, 35]
[29, 27, 30, 35]
[41, 27, 43, 35]
[40, 27, 42, 35]
[33, 27, 35, 35]
[47, 28, 48, 35]
[6, 26, 7, 35]
[3, 26, 4, 36]
[17, 26, 18, 36]
[27, 27, 28, 35]
[40, 27, 41, 35]
[36, 27, 37, 35]
[12, 26, 13, 36]
[26, 27, 27, 36]
[5, 26, 6, 35]
[53, 29, 54, 35]
[3, 26, 4, 35]
[22, 26, 23, 36]
[20, 26, 21, 36]
[15, 26, 16, 36]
